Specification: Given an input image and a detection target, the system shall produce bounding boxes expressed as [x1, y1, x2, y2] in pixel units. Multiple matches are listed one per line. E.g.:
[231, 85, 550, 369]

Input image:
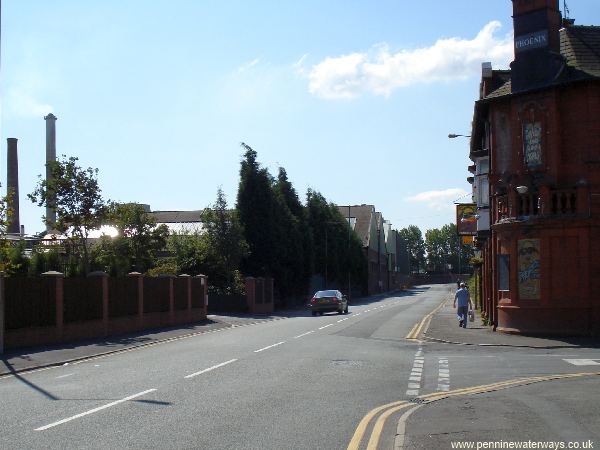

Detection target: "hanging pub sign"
[456, 203, 477, 236]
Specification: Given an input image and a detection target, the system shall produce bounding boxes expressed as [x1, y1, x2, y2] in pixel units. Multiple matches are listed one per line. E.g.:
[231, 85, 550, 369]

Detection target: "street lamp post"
[348, 206, 351, 302]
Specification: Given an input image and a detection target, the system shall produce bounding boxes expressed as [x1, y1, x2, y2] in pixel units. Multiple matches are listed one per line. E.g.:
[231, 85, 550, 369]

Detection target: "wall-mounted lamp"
[448, 133, 471, 139]
[515, 185, 528, 194]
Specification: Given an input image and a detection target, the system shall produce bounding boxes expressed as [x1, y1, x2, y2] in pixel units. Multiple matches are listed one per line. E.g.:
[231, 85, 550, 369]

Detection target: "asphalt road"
[1, 284, 598, 450]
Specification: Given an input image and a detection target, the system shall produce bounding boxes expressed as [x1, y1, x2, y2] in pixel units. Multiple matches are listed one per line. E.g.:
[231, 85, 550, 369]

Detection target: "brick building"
[470, 0, 600, 335]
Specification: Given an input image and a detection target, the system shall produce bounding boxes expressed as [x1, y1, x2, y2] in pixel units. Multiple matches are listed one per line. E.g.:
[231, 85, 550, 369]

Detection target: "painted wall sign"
[518, 239, 540, 300]
[515, 30, 548, 53]
[523, 121, 543, 168]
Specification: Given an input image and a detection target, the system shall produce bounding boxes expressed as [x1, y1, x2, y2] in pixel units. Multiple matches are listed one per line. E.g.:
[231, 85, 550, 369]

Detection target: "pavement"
[423, 295, 600, 348]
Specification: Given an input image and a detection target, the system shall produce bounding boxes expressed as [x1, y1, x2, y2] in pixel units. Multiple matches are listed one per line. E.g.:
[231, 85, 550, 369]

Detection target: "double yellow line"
[347, 372, 600, 450]
[405, 298, 447, 340]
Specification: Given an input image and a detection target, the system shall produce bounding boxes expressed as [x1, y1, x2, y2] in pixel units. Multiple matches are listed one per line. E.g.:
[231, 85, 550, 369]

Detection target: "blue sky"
[2, 0, 599, 236]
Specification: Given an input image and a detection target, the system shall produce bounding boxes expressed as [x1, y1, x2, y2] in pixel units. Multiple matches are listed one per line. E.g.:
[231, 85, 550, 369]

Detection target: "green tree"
[168, 230, 208, 276]
[236, 143, 277, 277]
[398, 225, 426, 273]
[272, 167, 312, 299]
[424, 223, 475, 274]
[109, 202, 169, 273]
[306, 189, 366, 292]
[29, 156, 107, 274]
[425, 227, 447, 273]
[200, 188, 249, 292]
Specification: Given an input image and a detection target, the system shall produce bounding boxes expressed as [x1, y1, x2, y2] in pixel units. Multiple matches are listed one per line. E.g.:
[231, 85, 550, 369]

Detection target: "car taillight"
[330, 297, 338, 303]
[310, 298, 316, 304]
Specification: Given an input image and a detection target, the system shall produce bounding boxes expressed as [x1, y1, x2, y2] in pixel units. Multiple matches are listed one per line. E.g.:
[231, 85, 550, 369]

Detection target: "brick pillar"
[539, 184, 551, 216]
[195, 274, 208, 317]
[246, 277, 255, 313]
[179, 274, 192, 310]
[89, 271, 109, 336]
[576, 183, 589, 216]
[42, 271, 64, 341]
[0, 272, 5, 354]
[160, 275, 175, 325]
[128, 272, 144, 327]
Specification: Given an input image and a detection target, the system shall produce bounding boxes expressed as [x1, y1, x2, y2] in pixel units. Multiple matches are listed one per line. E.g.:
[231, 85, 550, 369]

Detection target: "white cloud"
[5, 87, 54, 118]
[406, 188, 470, 210]
[307, 21, 513, 99]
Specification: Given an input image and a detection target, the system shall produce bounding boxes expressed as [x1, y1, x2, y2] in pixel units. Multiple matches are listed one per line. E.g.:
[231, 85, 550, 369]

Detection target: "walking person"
[454, 282, 473, 328]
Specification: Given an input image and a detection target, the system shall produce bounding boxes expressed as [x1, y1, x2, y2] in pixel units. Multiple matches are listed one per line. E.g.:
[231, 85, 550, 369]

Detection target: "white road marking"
[437, 356, 450, 392]
[337, 318, 349, 323]
[184, 359, 238, 379]
[354, 313, 361, 316]
[35, 389, 157, 431]
[254, 342, 286, 353]
[56, 373, 75, 379]
[318, 324, 334, 330]
[406, 347, 424, 397]
[294, 331, 315, 339]
[563, 359, 600, 366]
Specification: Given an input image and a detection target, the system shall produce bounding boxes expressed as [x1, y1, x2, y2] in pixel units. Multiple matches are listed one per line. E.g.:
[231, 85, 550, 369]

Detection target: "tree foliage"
[29, 155, 107, 274]
[236, 143, 278, 277]
[236, 144, 367, 299]
[424, 223, 474, 274]
[398, 225, 426, 273]
[306, 189, 366, 292]
[200, 188, 248, 292]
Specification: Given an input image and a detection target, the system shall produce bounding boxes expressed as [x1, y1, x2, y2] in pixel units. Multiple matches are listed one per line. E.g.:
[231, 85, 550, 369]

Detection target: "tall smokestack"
[44, 113, 57, 231]
[6, 138, 20, 235]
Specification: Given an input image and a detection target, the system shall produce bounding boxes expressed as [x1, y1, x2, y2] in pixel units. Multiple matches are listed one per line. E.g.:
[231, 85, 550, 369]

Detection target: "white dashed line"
[184, 359, 238, 379]
[406, 347, 424, 397]
[35, 389, 157, 431]
[437, 357, 450, 391]
[56, 373, 75, 379]
[318, 324, 334, 330]
[337, 318, 349, 323]
[254, 342, 286, 353]
[294, 331, 315, 339]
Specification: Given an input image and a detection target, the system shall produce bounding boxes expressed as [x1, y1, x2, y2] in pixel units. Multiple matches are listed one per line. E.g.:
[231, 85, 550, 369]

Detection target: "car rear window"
[315, 290, 338, 298]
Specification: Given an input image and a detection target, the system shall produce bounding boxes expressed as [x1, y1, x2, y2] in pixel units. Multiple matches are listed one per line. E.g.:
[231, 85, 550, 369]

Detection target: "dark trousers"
[457, 306, 469, 328]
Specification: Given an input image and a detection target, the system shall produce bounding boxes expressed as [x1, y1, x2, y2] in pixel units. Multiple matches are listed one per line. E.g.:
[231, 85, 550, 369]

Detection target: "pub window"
[497, 254, 510, 291]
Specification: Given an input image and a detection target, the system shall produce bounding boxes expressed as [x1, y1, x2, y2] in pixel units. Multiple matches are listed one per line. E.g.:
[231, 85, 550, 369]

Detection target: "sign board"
[515, 30, 548, 53]
[456, 204, 477, 236]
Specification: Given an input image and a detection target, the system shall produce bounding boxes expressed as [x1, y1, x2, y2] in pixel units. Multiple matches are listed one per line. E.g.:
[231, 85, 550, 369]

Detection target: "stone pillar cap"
[42, 271, 64, 276]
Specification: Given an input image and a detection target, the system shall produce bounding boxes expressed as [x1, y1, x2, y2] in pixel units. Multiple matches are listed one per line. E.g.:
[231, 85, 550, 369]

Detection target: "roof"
[148, 210, 202, 223]
[336, 204, 375, 248]
[484, 25, 600, 100]
[561, 25, 600, 78]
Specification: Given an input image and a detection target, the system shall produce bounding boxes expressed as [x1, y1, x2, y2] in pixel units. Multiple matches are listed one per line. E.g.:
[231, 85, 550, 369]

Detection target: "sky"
[2, 0, 599, 236]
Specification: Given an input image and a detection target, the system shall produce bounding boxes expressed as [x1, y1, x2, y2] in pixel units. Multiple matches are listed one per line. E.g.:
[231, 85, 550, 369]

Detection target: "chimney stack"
[510, 0, 564, 92]
[44, 113, 57, 231]
[6, 138, 20, 235]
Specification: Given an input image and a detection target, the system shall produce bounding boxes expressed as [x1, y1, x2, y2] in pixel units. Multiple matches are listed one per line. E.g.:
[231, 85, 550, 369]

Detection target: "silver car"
[308, 290, 348, 316]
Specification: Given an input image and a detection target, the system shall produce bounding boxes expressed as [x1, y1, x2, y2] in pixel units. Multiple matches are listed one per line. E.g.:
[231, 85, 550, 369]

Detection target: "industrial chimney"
[6, 138, 20, 235]
[44, 113, 57, 231]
